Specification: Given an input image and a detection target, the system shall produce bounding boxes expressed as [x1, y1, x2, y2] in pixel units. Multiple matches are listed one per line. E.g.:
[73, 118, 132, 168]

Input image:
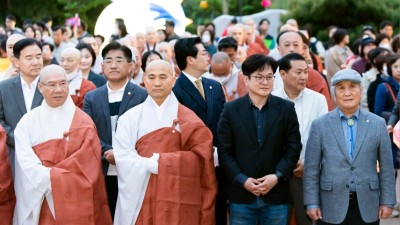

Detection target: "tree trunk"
[222, 0, 229, 14]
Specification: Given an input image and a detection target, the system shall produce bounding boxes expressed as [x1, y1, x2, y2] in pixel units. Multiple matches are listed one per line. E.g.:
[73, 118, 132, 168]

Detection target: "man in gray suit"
[303, 69, 396, 225]
[0, 38, 43, 172]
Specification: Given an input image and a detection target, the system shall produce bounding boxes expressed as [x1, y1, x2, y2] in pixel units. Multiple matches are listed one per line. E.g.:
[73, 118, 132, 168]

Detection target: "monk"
[0, 125, 15, 225]
[60, 48, 95, 108]
[207, 52, 248, 101]
[13, 65, 112, 225]
[114, 59, 217, 225]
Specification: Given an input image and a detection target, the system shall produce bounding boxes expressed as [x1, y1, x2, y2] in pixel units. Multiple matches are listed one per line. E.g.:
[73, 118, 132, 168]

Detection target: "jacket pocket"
[320, 181, 332, 191]
[369, 181, 379, 190]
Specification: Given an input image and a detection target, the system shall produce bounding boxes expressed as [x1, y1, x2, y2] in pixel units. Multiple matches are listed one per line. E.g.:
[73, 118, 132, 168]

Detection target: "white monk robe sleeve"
[113, 105, 159, 225]
[13, 114, 53, 225]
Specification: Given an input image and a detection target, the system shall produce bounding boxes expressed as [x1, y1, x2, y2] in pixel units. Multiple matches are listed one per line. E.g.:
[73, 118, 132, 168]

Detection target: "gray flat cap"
[331, 69, 362, 86]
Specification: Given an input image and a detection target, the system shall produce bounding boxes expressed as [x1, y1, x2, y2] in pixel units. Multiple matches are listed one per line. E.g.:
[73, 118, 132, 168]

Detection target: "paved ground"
[381, 217, 400, 225]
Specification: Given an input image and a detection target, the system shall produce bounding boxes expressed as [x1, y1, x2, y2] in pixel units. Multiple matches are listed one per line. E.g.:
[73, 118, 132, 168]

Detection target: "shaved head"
[6, 34, 25, 59]
[60, 48, 81, 74]
[40, 64, 67, 82]
[145, 59, 173, 75]
[144, 59, 175, 105]
[211, 52, 232, 77]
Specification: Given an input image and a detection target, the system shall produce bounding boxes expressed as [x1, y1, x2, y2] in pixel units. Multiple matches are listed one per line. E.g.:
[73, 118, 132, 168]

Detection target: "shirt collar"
[107, 80, 129, 95]
[21, 75, 40, 90]
[182, 71, 201, 84]
[248, 94, 270, 110]
[280, 88, 304, 101]
[338, 107, 360, 120]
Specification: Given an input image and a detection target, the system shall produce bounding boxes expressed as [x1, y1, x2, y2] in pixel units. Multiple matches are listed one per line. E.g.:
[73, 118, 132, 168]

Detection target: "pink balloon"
[261, 0, 271, 8]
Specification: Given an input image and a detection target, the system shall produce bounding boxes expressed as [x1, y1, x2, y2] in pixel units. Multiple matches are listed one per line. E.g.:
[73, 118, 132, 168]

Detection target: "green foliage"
[285, 0, 400, 43]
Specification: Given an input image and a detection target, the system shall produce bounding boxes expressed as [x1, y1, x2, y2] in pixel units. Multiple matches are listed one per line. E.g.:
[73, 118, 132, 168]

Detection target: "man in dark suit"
[83, 41, 147, 219]
[0, 38, 43, 173]
[173, 37, 227, 225]
[217, 54, 302, 225]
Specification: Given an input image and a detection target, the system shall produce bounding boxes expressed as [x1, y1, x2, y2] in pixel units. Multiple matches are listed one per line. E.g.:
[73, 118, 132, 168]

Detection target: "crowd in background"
[0, 12, 400, 224]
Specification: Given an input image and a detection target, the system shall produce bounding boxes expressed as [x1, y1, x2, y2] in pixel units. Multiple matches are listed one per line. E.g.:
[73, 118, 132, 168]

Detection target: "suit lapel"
[178, 74, 206, 110]
[118, 82, 135, 116]
[260, 96, 281, 147]
[31, 86, 43, 109]
[328, 108, 351, 163]
[203, 78, 215, 125]
[237, 95, 257, 144]
[99, 86, 111, 134]
[11, 76, 27, 115]
[352, 110, 369, 161]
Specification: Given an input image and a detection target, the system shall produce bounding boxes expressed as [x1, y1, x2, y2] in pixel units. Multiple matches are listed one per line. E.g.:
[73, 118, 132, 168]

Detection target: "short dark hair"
[42, 16, 52, 23]
[53, 25, 66, 34]
[165, 20, 175, 28]
[13, 38, 42, 59]
[380, 20, 393, 30]
[242, 54, 278, 77]
[174, 37, 202, 70]
[141, 50, 162, 71]
[391, 34, 400, 53]
[368, 47, 390, 68]
[42, 42, 54, 52]
[386, 53, 400, 77]
[76, 42, 96, 67]
[0, 38, 6, 52]
[279, 53, 306, 73]
[94, 35, 104, 44]
[259, 18, 270, 26]
[101, 41, 132, 63]
[80, 20, 87, 31]
[217, 37, 238, 51]
[332, 28, 348, 45]
[6, 15, 16, 21]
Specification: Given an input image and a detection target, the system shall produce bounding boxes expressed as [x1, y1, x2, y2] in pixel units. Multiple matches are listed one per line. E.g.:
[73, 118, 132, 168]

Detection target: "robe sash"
[134, 104, 217, 225]
[32, 109, 112, 225]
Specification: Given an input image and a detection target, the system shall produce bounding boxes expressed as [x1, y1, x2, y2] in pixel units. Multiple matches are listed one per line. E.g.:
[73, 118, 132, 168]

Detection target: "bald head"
[145, 59, 173, 75]
[286, 19, 299, 30]
[211, 52, 232, 77]
[60, 48, 81, 74]
[6, 34, 25, 59]
[40, 64, 67, 82]
[143, 59, 175, 105]
[38, 65, 69, 108]
[156, 42, 173, 60]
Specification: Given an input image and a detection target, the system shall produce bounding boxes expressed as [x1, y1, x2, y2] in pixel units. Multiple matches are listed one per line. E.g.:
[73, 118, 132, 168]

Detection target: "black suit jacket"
[172, 73, 225, 146]
[83, 82, 147, 175]
[88, 70, 107, 88]
[217, 94, 302, 204]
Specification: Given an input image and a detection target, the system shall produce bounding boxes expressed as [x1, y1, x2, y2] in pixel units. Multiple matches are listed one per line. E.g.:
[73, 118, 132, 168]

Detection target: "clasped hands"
[244, 174, 278, 196]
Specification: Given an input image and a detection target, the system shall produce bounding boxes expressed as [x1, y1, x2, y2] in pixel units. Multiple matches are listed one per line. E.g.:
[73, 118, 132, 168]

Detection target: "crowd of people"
[0, 12, 399, 225]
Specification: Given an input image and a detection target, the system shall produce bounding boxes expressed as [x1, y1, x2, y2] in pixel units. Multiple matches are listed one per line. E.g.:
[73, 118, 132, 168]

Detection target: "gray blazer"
[303, 108, 396, 224]
[0, 75, 43, 171]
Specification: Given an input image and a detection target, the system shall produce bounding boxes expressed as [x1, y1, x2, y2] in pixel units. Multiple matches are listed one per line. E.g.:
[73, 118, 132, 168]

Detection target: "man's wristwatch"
[274, 171, 284, 181]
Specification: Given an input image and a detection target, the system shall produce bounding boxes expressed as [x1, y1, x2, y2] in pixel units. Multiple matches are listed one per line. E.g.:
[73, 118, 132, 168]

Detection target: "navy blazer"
[172, 73, 225, 146]
[83, 81, 147, 175]
[88, 70, 107, 88]
[217, 94, 302, 204]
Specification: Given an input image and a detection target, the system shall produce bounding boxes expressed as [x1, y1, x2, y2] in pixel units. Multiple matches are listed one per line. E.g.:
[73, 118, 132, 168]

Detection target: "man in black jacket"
[217, 54, 302, 225]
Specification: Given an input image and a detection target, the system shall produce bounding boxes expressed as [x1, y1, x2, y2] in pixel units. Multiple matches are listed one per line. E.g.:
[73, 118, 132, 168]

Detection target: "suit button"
[346, 185, 349, 188]
[350, 166, 355, 170]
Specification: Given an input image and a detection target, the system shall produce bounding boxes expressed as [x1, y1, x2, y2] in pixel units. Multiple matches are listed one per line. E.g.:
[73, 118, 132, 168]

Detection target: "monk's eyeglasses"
[40, 81, 69, 89]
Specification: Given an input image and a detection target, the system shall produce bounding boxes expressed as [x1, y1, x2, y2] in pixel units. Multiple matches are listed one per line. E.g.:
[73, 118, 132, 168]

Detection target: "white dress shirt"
[20, 75, 40, 112]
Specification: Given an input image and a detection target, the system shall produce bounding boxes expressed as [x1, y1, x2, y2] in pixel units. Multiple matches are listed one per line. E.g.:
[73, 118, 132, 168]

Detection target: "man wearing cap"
[303, 69, 396, 225]
[351, 37, 377, 75]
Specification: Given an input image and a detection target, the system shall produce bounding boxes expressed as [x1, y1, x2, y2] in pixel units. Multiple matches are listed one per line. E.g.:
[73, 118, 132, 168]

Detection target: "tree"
[285, 0, 400, 41]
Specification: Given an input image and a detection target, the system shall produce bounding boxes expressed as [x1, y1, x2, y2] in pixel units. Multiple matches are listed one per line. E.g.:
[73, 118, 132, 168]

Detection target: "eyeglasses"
[251, 75, 275, 83]
[103, 58, 127, 66]
[40, 80, 69, 89]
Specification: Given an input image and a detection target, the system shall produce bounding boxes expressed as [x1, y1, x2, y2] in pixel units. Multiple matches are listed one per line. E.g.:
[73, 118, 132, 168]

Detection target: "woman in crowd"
[201, 29, 217, 56]
[76, 42, 106, 88]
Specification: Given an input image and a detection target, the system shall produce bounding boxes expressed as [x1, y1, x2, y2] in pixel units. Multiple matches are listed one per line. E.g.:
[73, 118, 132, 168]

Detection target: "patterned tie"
[195, 79, 205, 100]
